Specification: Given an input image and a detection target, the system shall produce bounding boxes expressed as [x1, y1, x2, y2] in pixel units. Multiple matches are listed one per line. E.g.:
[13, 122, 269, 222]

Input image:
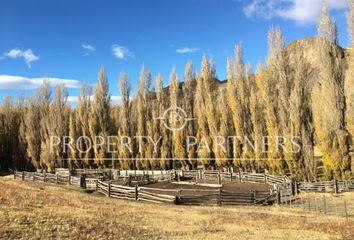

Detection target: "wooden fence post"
[253, 190, 257, 204]
[135, 185, 138, 201]
[291, 179, 295, 196]
[108, 181, 111, 198]
[294, 181, 298, 196]
[56, 174, 58, 184]
[264, 173, 267, 183]
[277, 190, 282, 205]
[14, 171, 16, 180]
[333, 198, 337, 217]
[334, 179, 338, 194]
[22, 171, 24, 181]
[230, 172, 233, 182]
[44, 171, 46, 182]
[218, 188, 222, 206]
[69, 172, 71, 185]
[239, 169, 242, 183]
[95, 176, 98, 191]
[177, 190, 181, 204]
[218, 170, 221, 185]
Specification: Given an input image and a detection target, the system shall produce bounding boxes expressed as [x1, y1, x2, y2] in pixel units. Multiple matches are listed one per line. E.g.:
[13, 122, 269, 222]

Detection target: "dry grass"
[0, 175, 353, 240]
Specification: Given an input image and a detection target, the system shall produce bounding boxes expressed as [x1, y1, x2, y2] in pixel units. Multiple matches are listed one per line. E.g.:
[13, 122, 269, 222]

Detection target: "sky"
[0, 0, 351, 103]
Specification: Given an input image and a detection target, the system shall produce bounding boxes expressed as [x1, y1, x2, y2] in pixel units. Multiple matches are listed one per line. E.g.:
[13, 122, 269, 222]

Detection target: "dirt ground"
[110, 179, 272, 196]
[1, 175, 353, 239]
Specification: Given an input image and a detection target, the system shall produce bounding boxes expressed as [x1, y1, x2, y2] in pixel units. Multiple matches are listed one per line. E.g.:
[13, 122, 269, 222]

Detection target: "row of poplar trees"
[0, 1, 353, 180]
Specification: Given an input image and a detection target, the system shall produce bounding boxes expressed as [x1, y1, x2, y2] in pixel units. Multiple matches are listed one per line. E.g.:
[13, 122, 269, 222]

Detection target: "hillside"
[1, 176, 353, 239]
[160, 37, 348, 95]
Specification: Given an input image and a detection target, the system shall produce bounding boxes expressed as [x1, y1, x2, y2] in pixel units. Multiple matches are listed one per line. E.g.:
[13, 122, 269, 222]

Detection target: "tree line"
[0, 1, 353, 180]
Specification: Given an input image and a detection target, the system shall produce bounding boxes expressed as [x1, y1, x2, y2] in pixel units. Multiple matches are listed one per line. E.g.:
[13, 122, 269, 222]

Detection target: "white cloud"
[67, 95, 122, 105]
[2, 48, 39, 68]
[82, 43, 95, 52]
[4, 49, 23, 58]
[241, 0, 348, 25]
[111, 96, 122, 104]
[82, 43, 95, 56]
[0, 75, 81, 90]
[112, 44, 134, 59]
[176, 47, 200, 54]
[67, 96, 79, 103]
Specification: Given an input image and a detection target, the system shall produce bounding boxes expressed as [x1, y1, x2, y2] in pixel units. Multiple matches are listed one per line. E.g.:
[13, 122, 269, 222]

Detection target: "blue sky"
[0, 0, 350, 103]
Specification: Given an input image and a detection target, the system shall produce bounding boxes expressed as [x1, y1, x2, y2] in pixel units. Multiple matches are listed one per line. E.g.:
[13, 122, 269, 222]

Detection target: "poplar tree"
[155, 73, 171, 169]
[89, 67, 111, 167]
[288, 54, 315, 180]
[169, 67, 185, 169]
[68, 110, 78, 168]
[0, 111, 4, 170]
[118, 72, 132, 169]
[227, 44, 244, 167]
[17, 94, 30, 171]
[0, 96, 22, 171]
[195, 73, 210, 168]
[50, 84, 69, 168]
[346, 0, 354, 173]
[183, 62, 197, 169]
[263, 27, 284, 174]
[76, 83, 92, 167]
[215, 90, 232, 168]
[38, 78, 52, 171]
[135, 64, 150, 169]
[317, 1, 338, 44]
[24, 97, 41, 170]
[203, 56, 219, 169]
[313, 20, 350, 178]
[251, 63, 267, 171]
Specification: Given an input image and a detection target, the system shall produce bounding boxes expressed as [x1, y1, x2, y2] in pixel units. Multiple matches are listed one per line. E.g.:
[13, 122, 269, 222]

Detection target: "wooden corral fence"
[14, 170, 277, 206]
[97, 181, 177, 204]
[298, 180, 354, 194]
[95, 179, 276, 206]
[14, 171, 85, 188]
[57, 168, 291, 186]
[53, 168, 354, 195]
[13, 169, 354, 206]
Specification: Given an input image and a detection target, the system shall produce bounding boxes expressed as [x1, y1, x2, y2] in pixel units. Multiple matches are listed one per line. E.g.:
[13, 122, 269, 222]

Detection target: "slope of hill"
[1, 176, 353, 239]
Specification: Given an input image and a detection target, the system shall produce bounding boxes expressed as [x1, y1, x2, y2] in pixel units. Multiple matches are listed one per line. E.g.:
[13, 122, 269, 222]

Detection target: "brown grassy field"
[0, 175, 353, 240]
